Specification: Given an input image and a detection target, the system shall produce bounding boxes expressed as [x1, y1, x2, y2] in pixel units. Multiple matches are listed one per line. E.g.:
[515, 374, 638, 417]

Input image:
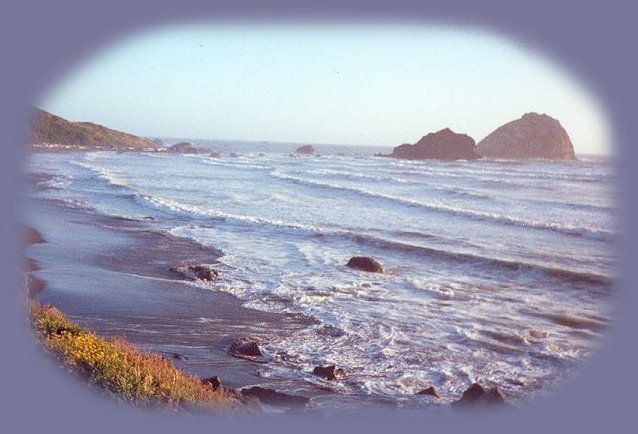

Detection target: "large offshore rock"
[477, 112, 576, 160]
[390, 128, 479, 160]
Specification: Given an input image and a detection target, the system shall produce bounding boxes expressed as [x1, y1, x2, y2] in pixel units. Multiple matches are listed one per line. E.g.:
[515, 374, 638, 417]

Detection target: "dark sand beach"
[24, 195, 330, 406]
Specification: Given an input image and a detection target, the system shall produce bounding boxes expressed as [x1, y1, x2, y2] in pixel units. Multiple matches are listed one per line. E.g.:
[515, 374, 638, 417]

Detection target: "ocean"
[27, 141, 617, 406]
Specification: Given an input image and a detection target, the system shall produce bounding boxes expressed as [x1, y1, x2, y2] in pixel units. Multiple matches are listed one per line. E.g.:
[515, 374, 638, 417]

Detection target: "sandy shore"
[24, 196, 324, 398]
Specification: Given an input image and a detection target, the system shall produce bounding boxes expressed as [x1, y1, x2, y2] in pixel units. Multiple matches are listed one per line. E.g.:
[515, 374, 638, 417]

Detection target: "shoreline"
[23, 195, 343, 411]
[24, 149, 611, 413]
[23, 195, 513, 414]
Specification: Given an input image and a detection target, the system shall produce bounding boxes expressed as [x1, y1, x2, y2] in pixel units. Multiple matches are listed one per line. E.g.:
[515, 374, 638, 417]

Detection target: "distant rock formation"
[389, 128, 479, 160]
[168, 141, 199, 154]
[28, 107, 154, 150]
[294, 144, 317, 155]
[477, 113, 576, 160]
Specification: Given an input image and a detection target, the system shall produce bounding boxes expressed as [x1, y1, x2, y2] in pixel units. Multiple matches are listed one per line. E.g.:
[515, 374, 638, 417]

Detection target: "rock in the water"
[228, 336, 270, 363]
[312, 365, 346, 381]
[169, 264, 218, 281]
[416, 386, 439, 398]
[294, 144, 317, 155]
[229, 152, 241, 158]
[346, 256, 383, 273]
[458, 383, 486, 402]
[240, 386, 310, 409]
[168, 141, 199, 154]
[477, 112, 576, 160]
[202, 376, 221, 391]
[452, 383, 508, 408]
[390, 128, 479, 160]
[209, 150, 221, 158]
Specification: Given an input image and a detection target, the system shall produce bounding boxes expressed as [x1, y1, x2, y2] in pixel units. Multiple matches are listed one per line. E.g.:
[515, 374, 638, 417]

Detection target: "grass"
[29, 302, 242, 412]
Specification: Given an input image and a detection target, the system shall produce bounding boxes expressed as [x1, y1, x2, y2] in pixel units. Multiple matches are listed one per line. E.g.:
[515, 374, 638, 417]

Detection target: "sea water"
[27, 142, 617, 404]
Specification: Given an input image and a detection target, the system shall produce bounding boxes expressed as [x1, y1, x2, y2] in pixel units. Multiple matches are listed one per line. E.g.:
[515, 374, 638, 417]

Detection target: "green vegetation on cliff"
[28, 108, 154, 150]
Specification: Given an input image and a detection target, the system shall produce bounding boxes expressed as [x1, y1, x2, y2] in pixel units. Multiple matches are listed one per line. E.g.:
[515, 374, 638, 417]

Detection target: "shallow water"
[27, 144, 617, 405]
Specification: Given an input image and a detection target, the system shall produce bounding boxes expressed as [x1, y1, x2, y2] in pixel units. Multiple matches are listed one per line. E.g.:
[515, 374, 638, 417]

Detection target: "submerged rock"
[240, 386, 310, 410]
[294, 144, 317, 155]
[312, 365, 346, 381]
[390, 128, 479, 160]
[477, 112, 576, 160]
[346, 256, 383, 273]
[452, 383, 508, 408]
[169, 264, 218, 282]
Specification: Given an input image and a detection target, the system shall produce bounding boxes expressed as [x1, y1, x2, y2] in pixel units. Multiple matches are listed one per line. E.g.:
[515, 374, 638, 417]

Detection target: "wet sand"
[25, 197, 320, 393]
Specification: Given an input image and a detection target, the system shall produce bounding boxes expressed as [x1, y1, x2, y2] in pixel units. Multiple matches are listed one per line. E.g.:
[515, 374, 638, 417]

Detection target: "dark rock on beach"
[312, 365, 346, 381]
[452, 383, 508, 408]
[294, 144, 317, 155]
[346, 256, 383, 273]
[169, 264, 218, 281]
[241, 386, 311, 410]
[389, 128, 479, 160]
[202, 376, 221, 391]
[168, 141, 199, 154]
[416, 386, 439, 398]
[228, 336, 271, 363]
[477, 112, 576, 160]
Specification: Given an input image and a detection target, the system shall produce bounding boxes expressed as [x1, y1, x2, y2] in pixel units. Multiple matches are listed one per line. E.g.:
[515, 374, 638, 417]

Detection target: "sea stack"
[294, 144, 317, 155]
[477, 113, 576, 160]
[390, 128, 479, 160]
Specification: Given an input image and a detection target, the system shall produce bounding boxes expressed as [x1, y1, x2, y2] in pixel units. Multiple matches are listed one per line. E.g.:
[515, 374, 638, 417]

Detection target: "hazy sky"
[41, 24, 612, 154]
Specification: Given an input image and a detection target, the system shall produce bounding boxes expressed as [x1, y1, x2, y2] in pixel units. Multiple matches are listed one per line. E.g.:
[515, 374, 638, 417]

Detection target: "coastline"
[24, 194, 341, 411]
[24, 148, 614, 414]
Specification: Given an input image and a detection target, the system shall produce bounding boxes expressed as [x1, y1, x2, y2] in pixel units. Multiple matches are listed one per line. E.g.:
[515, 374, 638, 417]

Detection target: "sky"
[40, 24, 612, 154]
